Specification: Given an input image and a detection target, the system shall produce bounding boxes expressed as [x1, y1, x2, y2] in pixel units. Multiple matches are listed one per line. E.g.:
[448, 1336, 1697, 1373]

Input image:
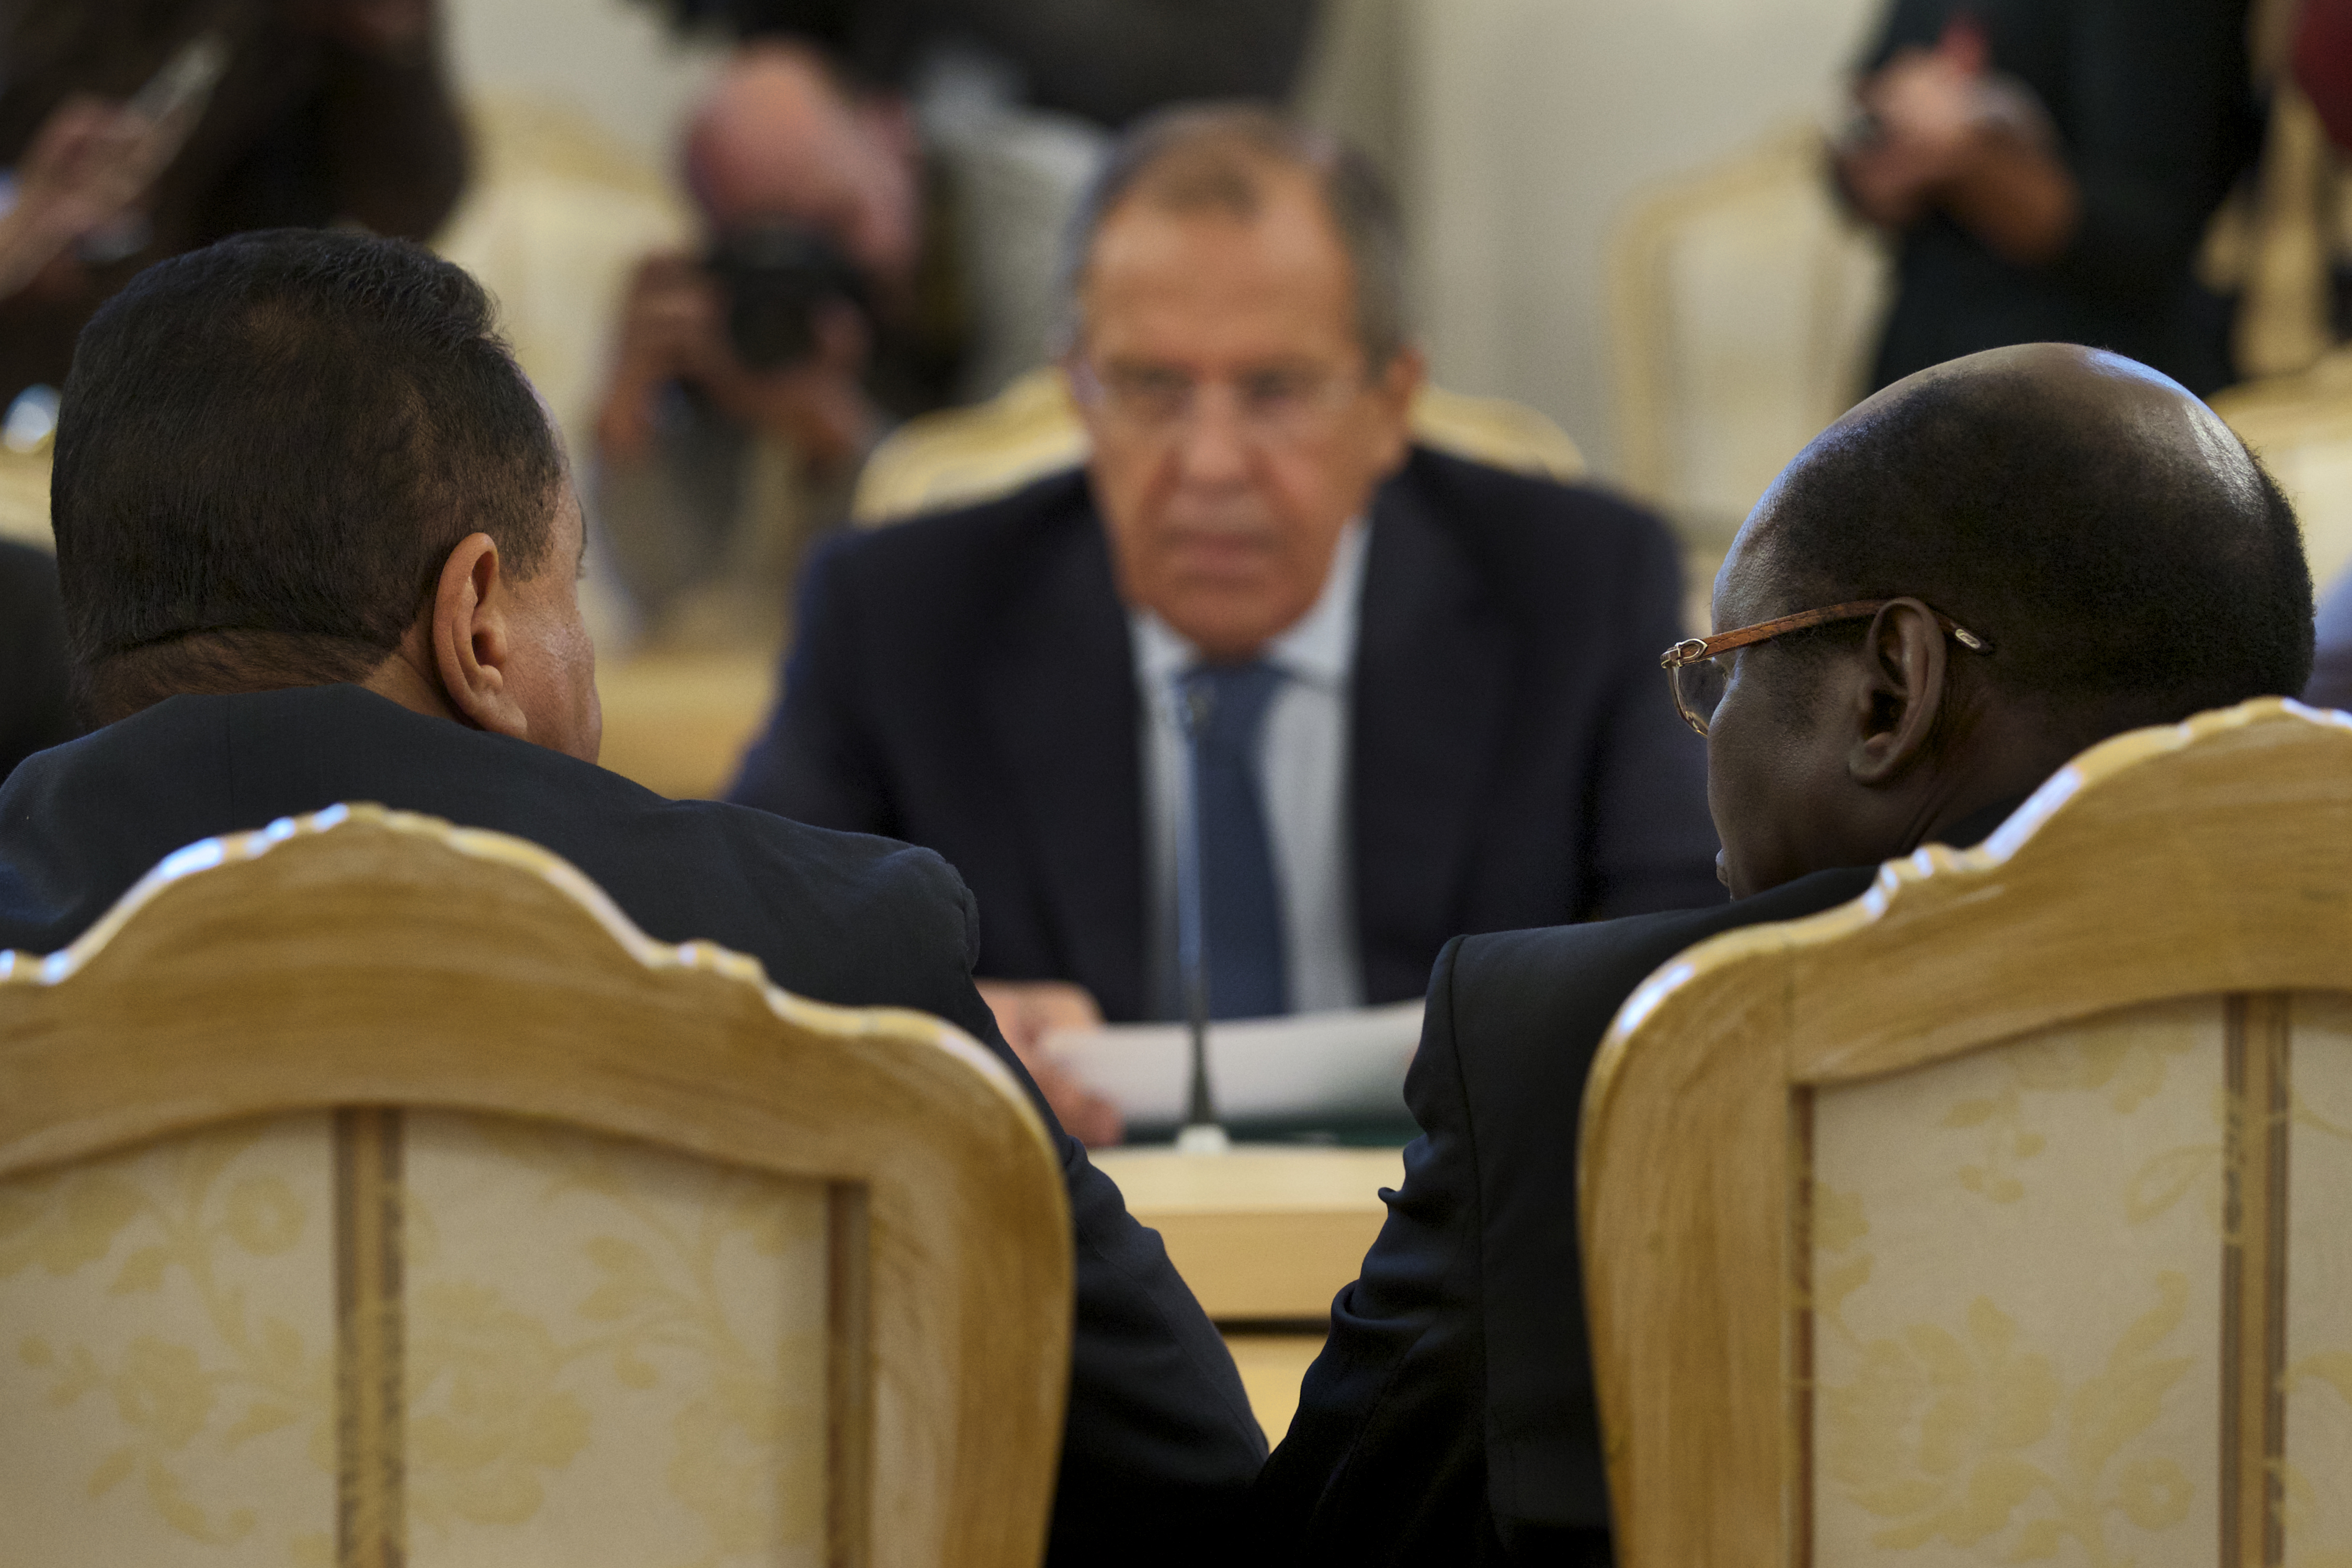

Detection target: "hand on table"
[976, 979, 1126, 1150]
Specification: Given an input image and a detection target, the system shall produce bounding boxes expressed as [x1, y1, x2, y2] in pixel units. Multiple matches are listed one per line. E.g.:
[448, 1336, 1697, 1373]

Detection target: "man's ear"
[1847, 597, 1951, 787]
[429, 532, 531, 742]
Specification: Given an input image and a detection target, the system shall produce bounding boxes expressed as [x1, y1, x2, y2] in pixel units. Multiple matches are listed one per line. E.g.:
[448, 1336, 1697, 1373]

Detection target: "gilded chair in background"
[1582, 699, 2352, 1566]
[1605, 126, 1889, 633]
[434, 95, 695, 477]
[0, 803, 1071, 1567]
[849, 365, 1586, 525]
[2215, 348, 2352, 598]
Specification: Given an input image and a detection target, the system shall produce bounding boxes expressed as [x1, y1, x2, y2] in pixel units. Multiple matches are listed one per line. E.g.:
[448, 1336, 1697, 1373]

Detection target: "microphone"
[1173, 674, 1229, 1155]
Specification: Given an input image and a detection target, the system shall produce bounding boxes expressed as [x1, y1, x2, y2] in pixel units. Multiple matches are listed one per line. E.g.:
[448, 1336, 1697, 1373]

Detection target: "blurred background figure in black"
[1835, 0, 2264, 396]
[0, 0, 470, 408]
[648, 0, 1323, 130]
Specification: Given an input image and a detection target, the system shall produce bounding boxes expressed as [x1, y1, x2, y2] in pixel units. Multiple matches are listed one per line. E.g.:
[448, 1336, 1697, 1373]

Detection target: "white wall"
[1406, 0, 1880, 474]
[442, 0, 722, 164]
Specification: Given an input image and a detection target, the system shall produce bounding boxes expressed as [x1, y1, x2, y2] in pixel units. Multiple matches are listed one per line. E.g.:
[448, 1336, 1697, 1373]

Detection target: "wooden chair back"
[0, 804, 1071, 1568]
[1582, 699, 2352, 1566]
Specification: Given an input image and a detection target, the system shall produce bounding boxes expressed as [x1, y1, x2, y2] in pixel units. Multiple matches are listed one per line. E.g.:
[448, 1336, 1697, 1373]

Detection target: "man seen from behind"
[0, 228, 1265, 1566]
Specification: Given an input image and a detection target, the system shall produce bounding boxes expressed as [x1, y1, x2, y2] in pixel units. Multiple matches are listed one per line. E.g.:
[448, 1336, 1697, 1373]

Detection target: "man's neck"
[361, 641, 462, 727]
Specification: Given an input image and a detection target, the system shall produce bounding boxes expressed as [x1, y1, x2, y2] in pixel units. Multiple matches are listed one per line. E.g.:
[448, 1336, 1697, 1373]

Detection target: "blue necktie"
[1178, 662, 1289, 1019]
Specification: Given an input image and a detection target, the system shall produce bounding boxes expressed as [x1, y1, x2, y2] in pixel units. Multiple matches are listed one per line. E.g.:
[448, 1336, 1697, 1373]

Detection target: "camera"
[704, 218, 868, 372]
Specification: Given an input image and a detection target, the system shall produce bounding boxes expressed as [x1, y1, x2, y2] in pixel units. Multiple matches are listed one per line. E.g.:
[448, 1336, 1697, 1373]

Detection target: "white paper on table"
[1040, 1001, 1424, 1127]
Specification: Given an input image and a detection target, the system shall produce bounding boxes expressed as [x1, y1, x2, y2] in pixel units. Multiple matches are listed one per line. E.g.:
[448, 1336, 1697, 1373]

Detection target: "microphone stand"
[1174, 678, 1230, 1155]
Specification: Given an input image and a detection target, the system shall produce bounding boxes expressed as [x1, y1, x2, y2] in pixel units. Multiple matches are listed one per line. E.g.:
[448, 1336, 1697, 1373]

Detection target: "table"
[1093, 1144, 1403, 1441]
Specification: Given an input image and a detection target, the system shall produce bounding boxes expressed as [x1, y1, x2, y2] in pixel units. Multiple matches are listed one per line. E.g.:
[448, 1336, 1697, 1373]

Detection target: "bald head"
[1698, 345, 2312, 900]
[1725, 344, 2310, 730]
[683, 41, 917, 282]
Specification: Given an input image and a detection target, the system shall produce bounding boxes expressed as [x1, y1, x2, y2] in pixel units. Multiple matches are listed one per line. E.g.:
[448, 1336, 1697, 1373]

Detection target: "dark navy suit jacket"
[0, 541, 72, 783]
[1251, 800, 2021, 1565]
[730, 450, 1722, 1021]
[0, 684, 1266, 1566]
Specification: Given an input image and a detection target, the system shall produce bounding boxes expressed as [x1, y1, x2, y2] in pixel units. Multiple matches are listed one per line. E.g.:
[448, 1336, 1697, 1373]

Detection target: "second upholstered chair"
[1582, 699, 2352, 1567]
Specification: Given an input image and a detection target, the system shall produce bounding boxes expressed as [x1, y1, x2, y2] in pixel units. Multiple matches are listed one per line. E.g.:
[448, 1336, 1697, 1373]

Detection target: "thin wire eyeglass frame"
[1658, 598, 1995, 737]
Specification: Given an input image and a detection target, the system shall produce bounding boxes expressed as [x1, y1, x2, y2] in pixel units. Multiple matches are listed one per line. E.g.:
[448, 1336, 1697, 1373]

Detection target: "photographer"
[590, 40, 960, 644]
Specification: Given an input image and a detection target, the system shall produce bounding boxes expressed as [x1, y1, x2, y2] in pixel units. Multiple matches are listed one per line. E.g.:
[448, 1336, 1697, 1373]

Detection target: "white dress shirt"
[1132, 521, 1368, 1018]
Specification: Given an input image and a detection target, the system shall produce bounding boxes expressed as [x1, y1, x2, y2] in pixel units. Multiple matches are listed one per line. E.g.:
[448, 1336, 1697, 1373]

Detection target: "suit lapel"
[1351, 462, 1514, 999]
[983, 496, 1150, 1020]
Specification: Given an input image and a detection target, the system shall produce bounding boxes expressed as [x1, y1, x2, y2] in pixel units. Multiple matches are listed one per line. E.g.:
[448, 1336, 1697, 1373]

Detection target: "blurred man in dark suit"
[0, 229, 1263, 1566]
[1253, 344, 2313, 1565]
[730, 109, 1720, 1137]
[0, 540, 72, 781]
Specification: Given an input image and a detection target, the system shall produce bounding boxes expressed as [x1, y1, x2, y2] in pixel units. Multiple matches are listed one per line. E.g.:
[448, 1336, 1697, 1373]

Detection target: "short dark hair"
[53, 230, 563, 725]
[1754, 357, 2313, 729]
[1057, 105, 1408, 367]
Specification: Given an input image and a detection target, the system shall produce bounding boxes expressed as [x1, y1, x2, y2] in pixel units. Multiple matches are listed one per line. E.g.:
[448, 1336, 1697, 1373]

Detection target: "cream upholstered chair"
[1607, 125, 1889, 546]
[2213, 349, 2352, 598]
[1581, 699, 2352, 1567]
[433, 95, 696, 473]
[0, 445, 50, 549]
[0, 804, 1070, 1567]
[848, 365, 1586, 525]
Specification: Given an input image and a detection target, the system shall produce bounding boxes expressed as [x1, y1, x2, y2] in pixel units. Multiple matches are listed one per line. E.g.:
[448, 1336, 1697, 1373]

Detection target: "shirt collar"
[1131, 519, 1368, 690]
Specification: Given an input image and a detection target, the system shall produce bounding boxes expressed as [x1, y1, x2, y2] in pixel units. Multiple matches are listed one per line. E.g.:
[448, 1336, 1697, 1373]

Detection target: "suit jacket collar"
[982, 493, 1150, 1020]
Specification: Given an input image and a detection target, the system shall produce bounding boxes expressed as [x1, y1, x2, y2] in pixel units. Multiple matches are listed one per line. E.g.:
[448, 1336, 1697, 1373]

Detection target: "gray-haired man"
[729, 108, 1721, 1139]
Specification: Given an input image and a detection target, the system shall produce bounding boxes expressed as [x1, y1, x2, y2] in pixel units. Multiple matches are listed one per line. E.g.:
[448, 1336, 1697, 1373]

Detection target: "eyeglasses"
[1067, 358, 1368, 447]
[1660, 599, 1994, 737]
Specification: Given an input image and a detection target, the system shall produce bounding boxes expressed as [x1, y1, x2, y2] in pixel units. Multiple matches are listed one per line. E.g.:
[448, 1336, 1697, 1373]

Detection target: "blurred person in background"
[1836, 0, 2263, 396]
[642, 0, 1323, 130]
[590, 39, 961, 644]
[0, 0, 468, 406]
[728, 109, 1720, 1144]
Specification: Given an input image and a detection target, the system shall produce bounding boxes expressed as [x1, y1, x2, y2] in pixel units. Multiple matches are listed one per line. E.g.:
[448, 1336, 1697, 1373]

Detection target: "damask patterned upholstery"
[0, 1111, 834, 1568]
[0, 1117, 338, 1565]
[0, 804, 1072, 1568]
[1811, 1000, 2229, 1562]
